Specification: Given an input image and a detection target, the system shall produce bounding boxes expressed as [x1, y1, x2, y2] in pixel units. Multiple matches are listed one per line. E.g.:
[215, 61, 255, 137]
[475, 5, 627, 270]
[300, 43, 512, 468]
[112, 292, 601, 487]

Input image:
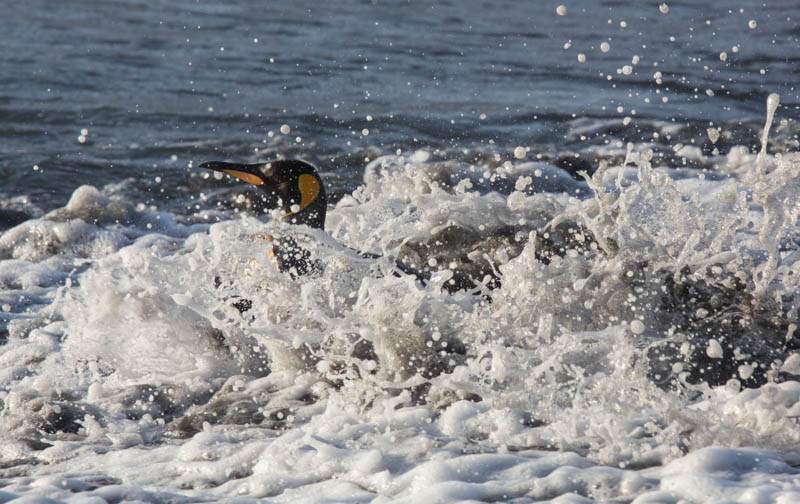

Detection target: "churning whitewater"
[2, 96, 800, 501]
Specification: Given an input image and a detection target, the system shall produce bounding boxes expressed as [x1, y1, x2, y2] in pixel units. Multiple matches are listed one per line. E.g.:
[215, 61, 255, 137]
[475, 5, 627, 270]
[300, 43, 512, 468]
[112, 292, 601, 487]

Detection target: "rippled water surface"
[3, 0, 799, 210]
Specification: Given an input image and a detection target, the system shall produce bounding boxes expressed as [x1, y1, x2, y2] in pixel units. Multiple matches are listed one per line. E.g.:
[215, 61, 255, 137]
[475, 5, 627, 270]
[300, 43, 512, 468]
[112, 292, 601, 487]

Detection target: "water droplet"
[706, 339, 723, 359]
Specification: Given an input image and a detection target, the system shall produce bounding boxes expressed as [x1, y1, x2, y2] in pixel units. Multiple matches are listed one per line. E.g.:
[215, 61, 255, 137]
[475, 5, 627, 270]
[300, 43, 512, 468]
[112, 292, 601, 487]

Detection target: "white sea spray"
[1, 112, 799, 503]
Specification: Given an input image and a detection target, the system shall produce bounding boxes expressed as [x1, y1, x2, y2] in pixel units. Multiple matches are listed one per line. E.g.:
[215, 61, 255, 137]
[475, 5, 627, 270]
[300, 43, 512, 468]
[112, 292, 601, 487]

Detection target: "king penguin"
[201, 159, 488, 298]
[201, 159, 327, 277]
[202, 159, 473, 380]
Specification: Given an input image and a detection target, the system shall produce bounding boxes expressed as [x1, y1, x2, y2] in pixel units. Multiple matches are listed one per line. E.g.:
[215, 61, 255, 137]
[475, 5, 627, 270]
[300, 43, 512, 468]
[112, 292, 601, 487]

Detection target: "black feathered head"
[200, 159, 327, 229]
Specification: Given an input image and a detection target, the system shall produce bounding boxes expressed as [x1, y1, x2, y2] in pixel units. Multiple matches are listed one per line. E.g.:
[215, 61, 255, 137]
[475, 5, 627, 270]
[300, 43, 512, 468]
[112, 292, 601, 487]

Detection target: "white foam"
[1, 122, 799, 502]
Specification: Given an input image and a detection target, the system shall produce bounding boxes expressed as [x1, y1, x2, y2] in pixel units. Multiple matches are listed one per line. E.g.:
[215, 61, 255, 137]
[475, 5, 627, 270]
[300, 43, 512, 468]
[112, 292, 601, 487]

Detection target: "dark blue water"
[2, 0, 799, 216]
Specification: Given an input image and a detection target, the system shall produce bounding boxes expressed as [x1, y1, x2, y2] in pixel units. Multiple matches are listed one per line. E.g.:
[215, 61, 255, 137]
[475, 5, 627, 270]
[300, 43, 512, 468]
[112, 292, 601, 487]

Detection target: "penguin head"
[200, 159, 327, 229]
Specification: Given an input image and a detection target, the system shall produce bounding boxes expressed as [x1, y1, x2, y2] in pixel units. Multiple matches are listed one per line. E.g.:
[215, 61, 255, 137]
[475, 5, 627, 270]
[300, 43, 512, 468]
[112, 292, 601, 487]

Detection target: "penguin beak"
[199, 161, 266, 186]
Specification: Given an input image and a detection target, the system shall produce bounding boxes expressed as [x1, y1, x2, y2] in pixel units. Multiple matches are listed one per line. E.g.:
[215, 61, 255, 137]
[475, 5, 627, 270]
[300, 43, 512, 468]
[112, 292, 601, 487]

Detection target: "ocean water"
[2, 1, 800, 502]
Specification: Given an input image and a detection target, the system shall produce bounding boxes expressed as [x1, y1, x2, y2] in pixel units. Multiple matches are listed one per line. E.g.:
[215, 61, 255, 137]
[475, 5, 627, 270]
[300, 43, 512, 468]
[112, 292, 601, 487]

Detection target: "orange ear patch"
[296, 174, 321, 211]
[224, 169, 264, 186]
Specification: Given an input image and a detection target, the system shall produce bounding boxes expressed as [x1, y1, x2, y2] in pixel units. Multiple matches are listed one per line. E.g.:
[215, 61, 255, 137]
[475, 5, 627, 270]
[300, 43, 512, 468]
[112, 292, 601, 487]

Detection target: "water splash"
[757, 93, 781, 172]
